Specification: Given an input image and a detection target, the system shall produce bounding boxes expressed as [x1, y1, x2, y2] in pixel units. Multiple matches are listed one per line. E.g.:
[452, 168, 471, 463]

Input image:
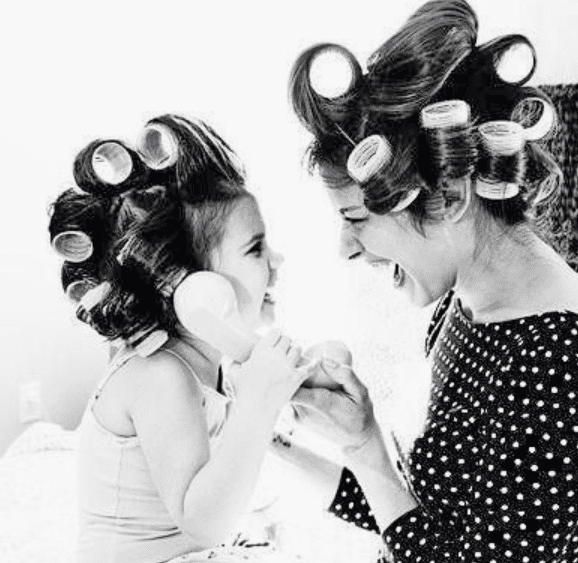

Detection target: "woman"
[49, 115, 345, 563]
[289, 0, 578, 561]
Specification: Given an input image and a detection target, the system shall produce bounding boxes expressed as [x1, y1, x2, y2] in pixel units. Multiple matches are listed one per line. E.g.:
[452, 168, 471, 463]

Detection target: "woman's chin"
[260, 301, 276, 326]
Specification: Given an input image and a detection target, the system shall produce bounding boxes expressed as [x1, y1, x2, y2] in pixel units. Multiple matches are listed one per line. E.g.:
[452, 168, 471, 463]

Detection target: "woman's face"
[326, 182, 459, 307]
[212, 196, 282, 330]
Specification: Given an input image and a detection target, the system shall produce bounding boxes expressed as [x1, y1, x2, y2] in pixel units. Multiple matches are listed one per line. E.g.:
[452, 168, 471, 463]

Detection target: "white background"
[0, 0, 577, 453]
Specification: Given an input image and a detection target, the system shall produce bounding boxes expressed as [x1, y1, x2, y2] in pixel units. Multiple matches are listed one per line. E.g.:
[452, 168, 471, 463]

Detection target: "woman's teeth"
[369, 260, 405, 289]
[393, 263, 405, 288]
[263, 290, 275, 304]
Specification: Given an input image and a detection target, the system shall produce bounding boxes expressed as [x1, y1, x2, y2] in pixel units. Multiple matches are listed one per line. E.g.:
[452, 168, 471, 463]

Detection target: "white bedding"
[0, 423, 79, 563]
[0, 422, 383, 563]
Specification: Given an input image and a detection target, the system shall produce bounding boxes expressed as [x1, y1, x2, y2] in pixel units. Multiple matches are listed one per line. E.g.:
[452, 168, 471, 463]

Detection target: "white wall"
[1, 0, 577, 454]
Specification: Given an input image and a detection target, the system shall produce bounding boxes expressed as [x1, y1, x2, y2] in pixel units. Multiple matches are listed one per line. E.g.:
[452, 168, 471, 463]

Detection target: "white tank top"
[76, 348, 234, 563]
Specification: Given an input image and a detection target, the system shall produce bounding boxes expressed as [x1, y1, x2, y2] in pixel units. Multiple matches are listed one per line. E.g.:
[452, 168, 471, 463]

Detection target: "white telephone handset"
[172, 271, 350, 389]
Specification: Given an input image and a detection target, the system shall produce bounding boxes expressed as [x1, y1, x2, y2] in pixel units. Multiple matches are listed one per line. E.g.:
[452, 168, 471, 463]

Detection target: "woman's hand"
[233, 329, 312, 415]
[291, 361, 378, 452]
[301, 340, 352, 391]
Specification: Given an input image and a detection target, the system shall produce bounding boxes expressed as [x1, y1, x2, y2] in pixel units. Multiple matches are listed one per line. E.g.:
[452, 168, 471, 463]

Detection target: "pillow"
[3, 422, 78, 458]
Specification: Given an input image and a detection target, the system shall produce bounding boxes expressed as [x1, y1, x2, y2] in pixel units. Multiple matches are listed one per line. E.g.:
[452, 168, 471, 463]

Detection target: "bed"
[0, 421, 385, 563]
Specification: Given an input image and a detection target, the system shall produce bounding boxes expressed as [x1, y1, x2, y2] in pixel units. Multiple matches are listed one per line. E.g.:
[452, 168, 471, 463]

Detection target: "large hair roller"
[347, 134, 420, 213]
[289, 43, 363, 139]
[76, 281, 111, 325]
[52, 230, 94, 262]
[136, 123, 180, 170]
[73, 140, 150, 198]
[420, 99, 477, 184]
[491, 35, 537, 86]
[511, 96, 556, 142]
[347, 135, 392, 184]
[476, 120, 525, 200]
[61, 262, 98, 303]
[49, 188, 107, 263]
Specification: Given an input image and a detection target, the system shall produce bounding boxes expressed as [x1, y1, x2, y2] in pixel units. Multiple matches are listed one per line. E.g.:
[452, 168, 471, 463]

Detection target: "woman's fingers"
[276, 335, 292, 354]
[287, 344, 303, 367]
[292, 386, 336, 414]
[320, 363, 367, 398]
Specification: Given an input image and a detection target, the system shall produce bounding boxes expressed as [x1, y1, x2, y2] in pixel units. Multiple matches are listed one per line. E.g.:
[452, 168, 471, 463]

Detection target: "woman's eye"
[343, 216, 368, 224]
[248, 242, 264, 257]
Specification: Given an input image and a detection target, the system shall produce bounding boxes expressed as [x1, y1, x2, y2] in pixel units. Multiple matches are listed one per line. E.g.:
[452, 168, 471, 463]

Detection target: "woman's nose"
[339, 226, 364, 260]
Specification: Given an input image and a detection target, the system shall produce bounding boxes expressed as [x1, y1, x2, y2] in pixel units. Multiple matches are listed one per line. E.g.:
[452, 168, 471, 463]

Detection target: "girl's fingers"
[260, 328, 283, 348]
[276, 335, 292, 354]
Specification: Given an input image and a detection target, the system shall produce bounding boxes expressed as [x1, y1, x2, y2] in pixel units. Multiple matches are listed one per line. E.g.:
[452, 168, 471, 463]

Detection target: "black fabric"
[539, 83, 578, 272]
[331, 295, 578, 562]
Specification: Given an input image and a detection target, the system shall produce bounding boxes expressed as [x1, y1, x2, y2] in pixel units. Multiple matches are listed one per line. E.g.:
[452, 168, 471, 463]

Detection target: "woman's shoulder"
[502, 309, 578, 372]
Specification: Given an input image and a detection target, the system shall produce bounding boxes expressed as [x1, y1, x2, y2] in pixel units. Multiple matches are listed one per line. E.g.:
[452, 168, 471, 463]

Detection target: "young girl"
[49, 115, 342, 563]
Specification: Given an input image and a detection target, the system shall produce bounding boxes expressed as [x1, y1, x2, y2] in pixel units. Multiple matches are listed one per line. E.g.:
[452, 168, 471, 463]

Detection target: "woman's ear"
[440, 177, 472, 223]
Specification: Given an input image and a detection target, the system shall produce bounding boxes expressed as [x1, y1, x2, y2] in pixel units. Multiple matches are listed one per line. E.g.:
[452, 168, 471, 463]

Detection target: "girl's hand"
[233, 329, 311, 414]
[291, 362, 378, 451]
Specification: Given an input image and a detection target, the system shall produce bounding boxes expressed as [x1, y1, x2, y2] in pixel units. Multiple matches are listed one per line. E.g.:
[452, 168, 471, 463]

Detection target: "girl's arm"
[129, 331, 307, 551]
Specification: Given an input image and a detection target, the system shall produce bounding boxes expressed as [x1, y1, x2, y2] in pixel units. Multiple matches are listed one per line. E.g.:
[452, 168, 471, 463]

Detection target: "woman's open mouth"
[368, 259, 405, 289]
[393, 263, 405, 288]
[263, 289, 275, 305]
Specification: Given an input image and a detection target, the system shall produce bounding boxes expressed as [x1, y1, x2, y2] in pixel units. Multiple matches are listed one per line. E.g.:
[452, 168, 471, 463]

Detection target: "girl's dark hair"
[289, 0, 562, 236]
[49, 115, 249, 341]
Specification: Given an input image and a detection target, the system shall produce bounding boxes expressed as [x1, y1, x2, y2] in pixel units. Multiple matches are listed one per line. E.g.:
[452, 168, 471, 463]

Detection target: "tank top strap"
[90, 347, 139, 406]
[161, 348, 204, 386]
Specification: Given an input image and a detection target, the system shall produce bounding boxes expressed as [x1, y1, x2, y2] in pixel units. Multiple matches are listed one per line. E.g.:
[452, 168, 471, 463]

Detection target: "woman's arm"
[317, 336, 578, 562]
[291, 364, 418, 531]
[268, 429, 343, 507]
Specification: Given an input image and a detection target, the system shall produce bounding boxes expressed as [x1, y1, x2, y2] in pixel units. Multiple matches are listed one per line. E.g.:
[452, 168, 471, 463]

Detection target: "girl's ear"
[440, 177, 472, 223]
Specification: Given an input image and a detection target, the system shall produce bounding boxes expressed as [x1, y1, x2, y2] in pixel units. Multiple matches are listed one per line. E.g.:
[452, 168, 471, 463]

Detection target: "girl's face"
[212, 196, 282, 330]
[327, 183, 460, 307]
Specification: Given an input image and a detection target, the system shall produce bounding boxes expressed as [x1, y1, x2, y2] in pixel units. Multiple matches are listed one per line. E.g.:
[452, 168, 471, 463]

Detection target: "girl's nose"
[339, 225, 364, 260]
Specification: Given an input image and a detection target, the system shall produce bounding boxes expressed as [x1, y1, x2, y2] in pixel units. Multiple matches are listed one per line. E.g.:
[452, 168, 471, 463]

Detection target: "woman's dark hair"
[289, 0, 562, 237]
[48, 115, 249, 342]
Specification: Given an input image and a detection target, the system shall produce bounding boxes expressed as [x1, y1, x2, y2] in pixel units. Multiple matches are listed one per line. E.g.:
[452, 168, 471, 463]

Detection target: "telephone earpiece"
[173, 270, 351, 390]
[173, 271, 258, 363]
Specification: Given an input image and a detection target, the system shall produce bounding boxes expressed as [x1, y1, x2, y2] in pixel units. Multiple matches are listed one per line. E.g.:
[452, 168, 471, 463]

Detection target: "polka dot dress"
[329, 292, 578, 563]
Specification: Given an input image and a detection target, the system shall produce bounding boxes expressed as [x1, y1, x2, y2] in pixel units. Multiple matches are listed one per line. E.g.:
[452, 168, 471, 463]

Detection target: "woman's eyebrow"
[241, 232, 264, 249]
[339, 205, 366, 216]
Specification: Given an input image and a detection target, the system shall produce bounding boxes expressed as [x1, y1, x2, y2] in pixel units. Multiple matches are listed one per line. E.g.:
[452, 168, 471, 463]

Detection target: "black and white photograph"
[1, 1, 577, 562]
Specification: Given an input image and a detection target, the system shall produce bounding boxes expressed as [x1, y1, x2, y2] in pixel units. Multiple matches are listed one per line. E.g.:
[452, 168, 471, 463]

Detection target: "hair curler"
[74, 140, 149, 197]
[137, 123, 179, 170]
[347, 134, 392, 184]
[494, 38, 536, 85]
[173, 271, 349, 389]
[309, 45, 358, 100]
[512, 97, 556, 142]
[476, 120, 525, 200]
[52, 230, 94, 262]
[92, 142, 134, 185]
[421, 100, 470, 130]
